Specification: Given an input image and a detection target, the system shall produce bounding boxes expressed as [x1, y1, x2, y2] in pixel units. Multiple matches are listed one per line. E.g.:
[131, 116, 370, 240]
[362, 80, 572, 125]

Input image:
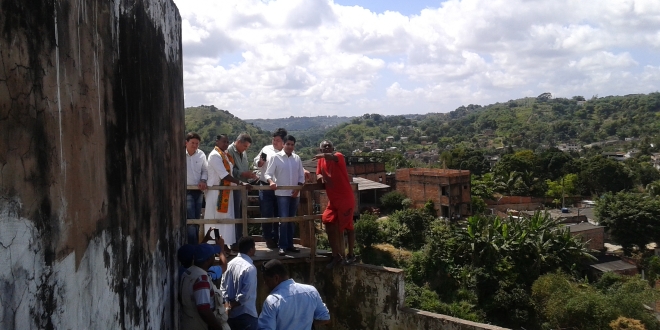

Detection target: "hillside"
[246, 115, 352, 132]
[184, 105, 272, 154]
[323, 93, 660, 154]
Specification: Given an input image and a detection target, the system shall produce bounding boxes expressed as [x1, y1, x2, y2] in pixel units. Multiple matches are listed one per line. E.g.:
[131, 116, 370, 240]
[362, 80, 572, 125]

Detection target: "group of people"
[185, 128, 357, 266]
[179, 236, 330, 330]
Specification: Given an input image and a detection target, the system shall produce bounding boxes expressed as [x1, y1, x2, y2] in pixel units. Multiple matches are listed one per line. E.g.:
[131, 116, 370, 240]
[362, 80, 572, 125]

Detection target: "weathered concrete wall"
[255, 262, 507, 330]
[0, 0, 183, 329]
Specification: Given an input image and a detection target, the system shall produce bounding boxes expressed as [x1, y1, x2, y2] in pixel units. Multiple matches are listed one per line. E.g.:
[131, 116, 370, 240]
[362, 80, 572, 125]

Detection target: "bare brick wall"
[571, 228, 605, 250]
[395, 168, 471, 216]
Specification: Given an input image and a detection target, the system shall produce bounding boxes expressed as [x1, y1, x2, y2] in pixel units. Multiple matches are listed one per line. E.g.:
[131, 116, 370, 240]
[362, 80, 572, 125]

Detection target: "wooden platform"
[227, 241, 330, 265]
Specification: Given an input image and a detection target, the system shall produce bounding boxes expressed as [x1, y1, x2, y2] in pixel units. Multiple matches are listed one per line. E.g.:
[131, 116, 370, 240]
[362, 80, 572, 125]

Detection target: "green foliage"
[405, 283, 484, 322]
[185, 105, 272, 155]
[423, 199, 437, 217]
[354, 213, 382, 249]
[596, 191, 660, 255]
[380, 191, 407, 213]
[532, 272, 660, 330]
[577, 156, 633, 195]
[382, 209, 435, 250]
[470, 196, 487, 214]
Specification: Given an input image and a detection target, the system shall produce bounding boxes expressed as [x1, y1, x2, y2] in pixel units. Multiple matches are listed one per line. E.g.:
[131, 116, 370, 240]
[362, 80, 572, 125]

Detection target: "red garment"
[317, 152, 355, 230]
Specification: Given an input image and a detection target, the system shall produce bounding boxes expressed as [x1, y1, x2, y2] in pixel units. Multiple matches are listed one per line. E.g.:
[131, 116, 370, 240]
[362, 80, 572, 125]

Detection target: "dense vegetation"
[321, 93, 660, 154]
[184, 105, 272, 154]
[354, 205, 660, 329]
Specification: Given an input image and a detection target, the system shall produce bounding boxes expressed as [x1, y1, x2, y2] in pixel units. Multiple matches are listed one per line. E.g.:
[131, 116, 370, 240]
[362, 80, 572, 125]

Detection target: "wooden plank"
[187, 184, 325, 191]
[307, 190, 316, 284]
[186, 215, 322, 225]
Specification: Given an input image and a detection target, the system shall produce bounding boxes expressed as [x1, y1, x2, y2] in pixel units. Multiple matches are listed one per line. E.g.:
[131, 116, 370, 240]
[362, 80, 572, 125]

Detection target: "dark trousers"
[233, 189, 243, 243]
[186, 190, 203, 244]
[259, 188, 279, 242]
[227, 313, 257, 330]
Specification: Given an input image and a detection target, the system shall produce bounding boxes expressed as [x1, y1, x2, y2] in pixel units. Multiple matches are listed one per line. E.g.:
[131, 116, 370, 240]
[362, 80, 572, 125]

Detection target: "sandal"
[343, 254, 358, 265]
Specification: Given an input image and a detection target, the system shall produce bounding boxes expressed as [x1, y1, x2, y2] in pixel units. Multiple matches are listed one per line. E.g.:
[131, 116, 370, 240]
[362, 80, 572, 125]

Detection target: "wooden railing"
[186, 183, 325, 267]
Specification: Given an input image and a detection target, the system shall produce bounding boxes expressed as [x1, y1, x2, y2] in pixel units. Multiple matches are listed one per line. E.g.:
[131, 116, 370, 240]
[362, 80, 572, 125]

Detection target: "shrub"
[355, 212, 382, 249]
[423, 199, 437, 217]
[610, 317, 647, 330]
[383, 209, 435, 250]
[402, 198, 413, 209]
[380, 191, 407, 213]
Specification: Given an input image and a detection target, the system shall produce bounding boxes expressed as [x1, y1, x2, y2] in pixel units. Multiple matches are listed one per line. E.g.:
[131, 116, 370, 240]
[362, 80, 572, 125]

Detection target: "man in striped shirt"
[180, 244, 229, 330]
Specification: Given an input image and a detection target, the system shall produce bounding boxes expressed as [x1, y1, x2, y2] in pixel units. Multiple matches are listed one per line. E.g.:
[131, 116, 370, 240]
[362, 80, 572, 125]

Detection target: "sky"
[173, 0, 660, 119]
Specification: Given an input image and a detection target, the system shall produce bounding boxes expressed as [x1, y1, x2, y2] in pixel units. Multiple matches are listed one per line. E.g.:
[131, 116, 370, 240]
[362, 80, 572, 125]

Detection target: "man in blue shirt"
[221, 236, 258, 329]
[257, 259, 330, 330]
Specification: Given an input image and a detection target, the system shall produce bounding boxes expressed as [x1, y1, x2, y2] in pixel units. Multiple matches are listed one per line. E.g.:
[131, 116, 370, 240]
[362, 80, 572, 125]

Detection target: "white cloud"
[174, 0, 660, 118]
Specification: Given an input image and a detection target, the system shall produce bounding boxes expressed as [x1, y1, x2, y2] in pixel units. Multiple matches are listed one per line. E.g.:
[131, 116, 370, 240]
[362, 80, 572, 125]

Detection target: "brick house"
[565, 222, 605, 251]
[395, 168, 471, 219]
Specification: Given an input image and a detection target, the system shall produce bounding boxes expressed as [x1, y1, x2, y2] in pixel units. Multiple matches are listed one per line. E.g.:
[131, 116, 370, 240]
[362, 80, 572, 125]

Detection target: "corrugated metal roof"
[352, 177, 390, 191]
[590, 260, 637, 272]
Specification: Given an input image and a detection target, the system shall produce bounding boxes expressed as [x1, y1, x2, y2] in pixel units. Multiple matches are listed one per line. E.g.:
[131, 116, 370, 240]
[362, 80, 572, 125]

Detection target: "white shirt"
[264, 150, 305, 197]
[253, 145, 282, 182]
[186, 149, 208, 186]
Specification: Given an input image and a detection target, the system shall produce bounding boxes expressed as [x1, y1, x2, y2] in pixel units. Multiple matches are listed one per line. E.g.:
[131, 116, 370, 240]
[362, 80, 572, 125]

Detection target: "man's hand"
[240, 171, 258, 180]
[215, 232, 225, 248]
[257, 159, 265, 168]
[292, 190, 300, 198]
[202, 228, 214, 243]
[243, 182, 254, 191]
[313, 153, 325, 160]
[304, 169, 313, 183]
[198, 181, 208, 191]
[316, 174, 324, 184]
[269, 182, 277, 190]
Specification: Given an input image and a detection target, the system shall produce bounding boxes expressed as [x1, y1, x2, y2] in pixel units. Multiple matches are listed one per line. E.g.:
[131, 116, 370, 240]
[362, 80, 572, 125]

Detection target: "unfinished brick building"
[396, 168, 472, 219]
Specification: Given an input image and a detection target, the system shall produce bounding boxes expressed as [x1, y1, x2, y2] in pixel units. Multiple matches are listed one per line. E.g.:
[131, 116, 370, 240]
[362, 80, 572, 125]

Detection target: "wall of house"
[571, 228, 605, 251]
[256, 262, 508, 330]
[0, 0, 183, 328]
[395, 168, 471, 215]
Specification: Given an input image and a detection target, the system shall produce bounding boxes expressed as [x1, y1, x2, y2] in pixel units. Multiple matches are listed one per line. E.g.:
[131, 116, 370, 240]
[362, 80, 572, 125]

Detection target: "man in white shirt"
[186, 132, 208, 244]
[264, 135, 305, 256]
[253, 128, 288, 249]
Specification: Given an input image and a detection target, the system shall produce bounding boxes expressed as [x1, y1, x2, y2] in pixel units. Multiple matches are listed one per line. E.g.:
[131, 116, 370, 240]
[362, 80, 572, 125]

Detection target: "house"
[651, 153, 660, 170]
[590, 255, 638, 277]
[577, 100, 586, 106]
[386, 136, 394, 142]
[602, 152, 627, 162]
[400, 137, 408, 143]
[565, 222, 605, 251]
[396, 168, 471, 219]
[556, 143, 582, 152]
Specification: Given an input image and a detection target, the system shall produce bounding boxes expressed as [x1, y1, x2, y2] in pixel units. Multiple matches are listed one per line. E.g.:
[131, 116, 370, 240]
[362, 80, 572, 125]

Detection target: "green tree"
[577, 156, 633, 195]
[596, 191, 660, 255]
[545, 173, 578, 207]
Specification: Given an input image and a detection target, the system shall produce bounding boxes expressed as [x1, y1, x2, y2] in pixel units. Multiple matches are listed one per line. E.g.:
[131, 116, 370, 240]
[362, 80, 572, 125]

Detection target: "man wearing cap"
[180, 244, 230, 330]
[315, 140, 357, 268]
[221, 236, 258, 330]
[178, 228, 228, 281]
[257, 259, 330, 330]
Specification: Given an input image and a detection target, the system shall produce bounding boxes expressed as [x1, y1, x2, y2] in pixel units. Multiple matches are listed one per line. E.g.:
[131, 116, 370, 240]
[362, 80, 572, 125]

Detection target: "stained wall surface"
[0, 0, 184, 328]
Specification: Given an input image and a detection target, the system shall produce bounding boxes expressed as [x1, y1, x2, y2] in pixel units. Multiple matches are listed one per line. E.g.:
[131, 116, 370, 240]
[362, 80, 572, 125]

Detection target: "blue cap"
[194, 244, 222, 264]
[177, 244, 195, 265]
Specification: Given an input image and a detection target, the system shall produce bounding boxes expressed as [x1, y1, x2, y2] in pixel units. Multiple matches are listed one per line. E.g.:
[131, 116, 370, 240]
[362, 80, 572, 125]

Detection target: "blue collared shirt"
[221, 253, 258, 318]
[257, 279, 330, 330]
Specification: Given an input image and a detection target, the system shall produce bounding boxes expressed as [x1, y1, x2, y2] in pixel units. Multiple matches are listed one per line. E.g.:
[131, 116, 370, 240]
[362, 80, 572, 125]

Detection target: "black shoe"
[266, 239, 278, 249]
[286, 247, 300, 253]
[326, 255, 343, 270]
[278, 248, 285, 256]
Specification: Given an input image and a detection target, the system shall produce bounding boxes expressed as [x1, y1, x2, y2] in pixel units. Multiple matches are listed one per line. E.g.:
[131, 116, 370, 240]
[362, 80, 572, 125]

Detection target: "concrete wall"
[256, 262, 507, 330]
[0, 0, 183, 329]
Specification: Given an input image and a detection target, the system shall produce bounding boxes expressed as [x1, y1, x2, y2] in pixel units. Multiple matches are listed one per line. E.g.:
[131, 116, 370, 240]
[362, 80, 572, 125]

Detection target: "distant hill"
[323, 93, 660, 154]
[245, 115, 353, 132]
[185, 105, 272, 155]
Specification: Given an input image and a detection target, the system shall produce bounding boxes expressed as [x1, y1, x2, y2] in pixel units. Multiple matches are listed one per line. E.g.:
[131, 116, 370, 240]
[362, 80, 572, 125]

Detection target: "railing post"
[242, 185, 248, 238]
[306, 190, 316, 284]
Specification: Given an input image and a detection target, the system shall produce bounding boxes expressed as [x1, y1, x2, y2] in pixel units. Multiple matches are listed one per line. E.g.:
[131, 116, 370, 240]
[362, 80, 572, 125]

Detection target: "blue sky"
[174, 0, 660, 119]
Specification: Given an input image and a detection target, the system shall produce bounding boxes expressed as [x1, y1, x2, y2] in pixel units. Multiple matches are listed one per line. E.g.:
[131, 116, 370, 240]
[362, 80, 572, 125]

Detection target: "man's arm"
[199, 155, 208, 190]
[234, 267, 257, 307]
[312, 290, 331, 324]
[254, 147, 266, 169]
[213, 154, 252, 189]
[198, 309, 224, 330]
[314, 153, 339, 162]
[264, 157, 277, 190]
[257, 298, 277, 330]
